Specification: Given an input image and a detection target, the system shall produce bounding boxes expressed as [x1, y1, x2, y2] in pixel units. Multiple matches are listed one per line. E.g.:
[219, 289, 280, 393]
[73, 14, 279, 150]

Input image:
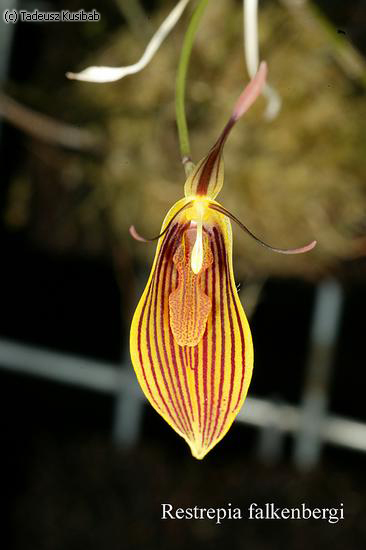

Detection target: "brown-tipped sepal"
[184, 62, 267, 201]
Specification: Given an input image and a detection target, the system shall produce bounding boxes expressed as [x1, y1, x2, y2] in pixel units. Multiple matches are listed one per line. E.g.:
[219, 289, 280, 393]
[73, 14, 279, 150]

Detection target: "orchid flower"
[130, 63, 316, 459]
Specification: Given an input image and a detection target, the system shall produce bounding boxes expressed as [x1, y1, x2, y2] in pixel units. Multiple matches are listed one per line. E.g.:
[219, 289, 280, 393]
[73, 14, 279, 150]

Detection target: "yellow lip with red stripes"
[130, 63, 316, 459]
[130, 195, 254, 459]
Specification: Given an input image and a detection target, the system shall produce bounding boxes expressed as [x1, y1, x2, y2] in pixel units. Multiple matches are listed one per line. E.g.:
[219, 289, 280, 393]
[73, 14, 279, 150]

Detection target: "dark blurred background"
[0, 0, 365, 549]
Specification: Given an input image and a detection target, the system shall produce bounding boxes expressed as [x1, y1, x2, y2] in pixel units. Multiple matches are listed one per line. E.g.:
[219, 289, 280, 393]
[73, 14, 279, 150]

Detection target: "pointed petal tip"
[232, 60, 268, 121]
[264, 238, 318, 255]
[278, 239, 317, 255]
[292, 239, 317, 254]
[259, 60, 268, 75]
[129, 225, 149, 242]
[188, 432, 227, 460]
[189, 441, 210, 460]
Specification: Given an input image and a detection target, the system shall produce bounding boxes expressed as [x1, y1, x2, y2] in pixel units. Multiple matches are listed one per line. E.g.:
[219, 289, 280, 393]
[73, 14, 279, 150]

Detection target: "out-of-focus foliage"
[4, 0, 366, 280]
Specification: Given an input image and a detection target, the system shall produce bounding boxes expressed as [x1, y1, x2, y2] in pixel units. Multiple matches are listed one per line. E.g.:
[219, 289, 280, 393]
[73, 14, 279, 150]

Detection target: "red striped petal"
[130, 199, 253, 459]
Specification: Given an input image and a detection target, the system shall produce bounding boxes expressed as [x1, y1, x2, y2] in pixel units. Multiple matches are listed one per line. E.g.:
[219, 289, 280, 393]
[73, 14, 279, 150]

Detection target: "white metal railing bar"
[0, 336, 365, 454]
[0, 337, 141, 396]
[239, 398, 366, 454]
[294, 280, 343, 468]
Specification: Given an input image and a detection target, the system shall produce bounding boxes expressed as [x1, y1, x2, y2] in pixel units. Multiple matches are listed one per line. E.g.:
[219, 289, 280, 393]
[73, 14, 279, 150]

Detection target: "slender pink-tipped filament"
[129, 201, 194, 242]
[209, 203, 316, 255]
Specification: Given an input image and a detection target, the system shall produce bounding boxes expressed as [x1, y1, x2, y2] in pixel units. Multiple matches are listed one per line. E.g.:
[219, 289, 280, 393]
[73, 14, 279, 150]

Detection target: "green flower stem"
[176, 0, 209, 175]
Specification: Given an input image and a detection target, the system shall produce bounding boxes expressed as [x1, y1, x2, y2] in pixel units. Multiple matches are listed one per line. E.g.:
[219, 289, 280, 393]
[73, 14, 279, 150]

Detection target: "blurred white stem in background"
[243, 0, 281, 120]
[66, 0, 191, 82]
[0, 91, 103, 152]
